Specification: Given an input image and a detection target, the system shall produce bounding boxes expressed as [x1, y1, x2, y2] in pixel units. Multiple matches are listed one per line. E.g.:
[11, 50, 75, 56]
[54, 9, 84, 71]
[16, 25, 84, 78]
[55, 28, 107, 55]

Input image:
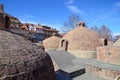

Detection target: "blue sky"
[0, 0, 120, 35]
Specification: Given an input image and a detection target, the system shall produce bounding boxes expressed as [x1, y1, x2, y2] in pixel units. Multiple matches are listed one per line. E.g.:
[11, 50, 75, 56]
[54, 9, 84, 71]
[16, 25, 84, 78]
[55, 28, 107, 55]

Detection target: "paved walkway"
[73, 73, 106, 80]
[47, 50, 85, 79]
[73, 58, 120, 71]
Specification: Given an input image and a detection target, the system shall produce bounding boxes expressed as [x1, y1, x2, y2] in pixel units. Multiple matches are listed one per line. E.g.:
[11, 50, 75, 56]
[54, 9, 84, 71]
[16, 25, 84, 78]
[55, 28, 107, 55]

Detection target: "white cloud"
[98, 14, 110, 20]
[115, 2, 120, 7]
[25, 15, 34, 18]
[66, 0, 74, 4]
[65, 0, 85, 14]
[113, 32, 120, 36]
[19, 18, 38, 24]
[67, 5, 84, 14]
[18, 14, 37, 24]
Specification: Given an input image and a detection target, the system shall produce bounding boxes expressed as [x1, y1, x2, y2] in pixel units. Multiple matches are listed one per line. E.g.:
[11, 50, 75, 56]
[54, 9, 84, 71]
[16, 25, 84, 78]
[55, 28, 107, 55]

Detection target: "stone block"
[0, 58, 10, 65]
[21, 56, 30, 62]
[6, 64, 18, 75]
[16, 62, 26, 73]
[26, 60, 37, 71]
[10, 56, 21, 64]
[0, 65, 5, 77]
[0, 51, 10, 57]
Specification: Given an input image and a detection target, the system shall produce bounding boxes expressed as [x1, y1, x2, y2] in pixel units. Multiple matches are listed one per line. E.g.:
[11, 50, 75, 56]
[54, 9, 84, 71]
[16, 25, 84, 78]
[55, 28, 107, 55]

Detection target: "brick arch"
[61, 39, 68, 51]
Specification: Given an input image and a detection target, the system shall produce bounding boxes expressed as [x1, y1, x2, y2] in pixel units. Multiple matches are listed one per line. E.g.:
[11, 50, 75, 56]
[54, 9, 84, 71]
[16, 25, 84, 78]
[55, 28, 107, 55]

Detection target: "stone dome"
[0, 30, 55, 80]
[43, 35, 61, 51]
[59, 22, 102, 51]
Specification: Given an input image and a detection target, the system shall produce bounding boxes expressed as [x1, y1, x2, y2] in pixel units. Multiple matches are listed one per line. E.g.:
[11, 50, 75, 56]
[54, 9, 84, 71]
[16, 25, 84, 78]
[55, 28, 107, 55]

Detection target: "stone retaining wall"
[86, 65, 120, 80]
[97, 46, 120, 65]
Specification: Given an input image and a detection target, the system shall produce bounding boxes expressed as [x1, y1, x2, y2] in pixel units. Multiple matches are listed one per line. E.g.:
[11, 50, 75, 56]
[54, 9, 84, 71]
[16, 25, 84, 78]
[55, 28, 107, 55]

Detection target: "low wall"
[86, 65, 120, 80]
[97, 46, 120, 65]
[68, 50, 97, 58]
[45, 48, 57, 51]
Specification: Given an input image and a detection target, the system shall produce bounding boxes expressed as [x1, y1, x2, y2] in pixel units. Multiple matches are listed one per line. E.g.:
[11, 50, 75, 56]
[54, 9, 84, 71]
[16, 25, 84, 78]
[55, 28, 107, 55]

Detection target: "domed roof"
[43, 35, 61, 50]
[60, 22, 102, 51]
[0, 30, 55, 80]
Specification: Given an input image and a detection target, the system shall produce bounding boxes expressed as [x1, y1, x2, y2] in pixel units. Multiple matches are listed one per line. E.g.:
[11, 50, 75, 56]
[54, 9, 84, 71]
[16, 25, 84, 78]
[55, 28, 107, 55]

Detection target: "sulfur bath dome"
[59, 22, 102, 51]
[43, 34, 61, 51]
[0, 30, 55, 80]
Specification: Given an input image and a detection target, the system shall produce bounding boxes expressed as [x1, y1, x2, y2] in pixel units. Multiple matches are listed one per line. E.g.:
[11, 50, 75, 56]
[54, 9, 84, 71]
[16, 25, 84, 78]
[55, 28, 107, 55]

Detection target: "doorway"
[61, 40, 68, 51]
[4, 15, 10, 29]
[104, 39, 108, 46]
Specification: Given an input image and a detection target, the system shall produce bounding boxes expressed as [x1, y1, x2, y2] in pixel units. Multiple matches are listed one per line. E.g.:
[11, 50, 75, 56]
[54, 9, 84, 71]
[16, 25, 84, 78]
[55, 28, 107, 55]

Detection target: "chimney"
[0, 4, 4, 12]
[77, 21, 86, 27]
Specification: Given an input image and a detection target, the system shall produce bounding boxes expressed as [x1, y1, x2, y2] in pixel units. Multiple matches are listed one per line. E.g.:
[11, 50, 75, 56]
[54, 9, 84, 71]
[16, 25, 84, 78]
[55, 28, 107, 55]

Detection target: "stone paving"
[73, 73, 106, 80]
[47, 50, 120, 80]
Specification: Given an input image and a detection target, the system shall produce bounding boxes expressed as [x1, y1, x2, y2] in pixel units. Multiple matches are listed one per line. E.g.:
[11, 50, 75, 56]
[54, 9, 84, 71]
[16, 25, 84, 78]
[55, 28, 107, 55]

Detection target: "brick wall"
[86, 65, 120, 80]
[97, 46, 120, 65]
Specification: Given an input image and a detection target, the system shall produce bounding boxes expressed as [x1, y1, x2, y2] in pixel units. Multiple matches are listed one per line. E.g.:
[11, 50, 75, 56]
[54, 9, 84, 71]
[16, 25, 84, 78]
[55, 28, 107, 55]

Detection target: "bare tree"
[91, 25, 113, 41]
[114, 35, 120, 42]
[62, 14, 80, 33]
[91, 26, 99, 33]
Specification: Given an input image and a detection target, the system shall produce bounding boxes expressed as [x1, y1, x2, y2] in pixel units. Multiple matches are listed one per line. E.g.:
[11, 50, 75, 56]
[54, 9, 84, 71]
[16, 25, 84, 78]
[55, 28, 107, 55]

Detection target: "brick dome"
[59, 22, 102, 51]
[0, 30, 55, 80]
[43, 35, 61, 51]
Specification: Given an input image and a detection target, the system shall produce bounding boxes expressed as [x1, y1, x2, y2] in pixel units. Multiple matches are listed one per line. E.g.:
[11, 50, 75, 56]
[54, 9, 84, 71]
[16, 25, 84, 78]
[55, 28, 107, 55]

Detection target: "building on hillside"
[21, 23, 59, 43]
[35, 25, 59, 42]
[42, 25, 59, 38]
[0, 4, 21, 29]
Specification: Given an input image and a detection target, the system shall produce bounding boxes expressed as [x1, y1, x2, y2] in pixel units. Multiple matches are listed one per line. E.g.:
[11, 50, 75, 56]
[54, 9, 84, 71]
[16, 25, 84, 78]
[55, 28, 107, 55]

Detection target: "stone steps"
[47, 51, 85, 79]
[73, 73, 106, 80]
[60, 65, 85, 78]
[85, 59, 120, 80]
[47, 51, 120, 80]
[72, 58, 120, 80]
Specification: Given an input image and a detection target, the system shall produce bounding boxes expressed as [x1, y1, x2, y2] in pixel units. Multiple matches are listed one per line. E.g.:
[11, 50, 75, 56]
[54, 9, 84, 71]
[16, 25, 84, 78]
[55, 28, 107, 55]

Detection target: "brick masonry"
[97, 46, 120, 65]
[86, 65, 120, 80]
[0, 30, 55, 80]
[59, 22, 103, 51]
[85, 45, 120, 80]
